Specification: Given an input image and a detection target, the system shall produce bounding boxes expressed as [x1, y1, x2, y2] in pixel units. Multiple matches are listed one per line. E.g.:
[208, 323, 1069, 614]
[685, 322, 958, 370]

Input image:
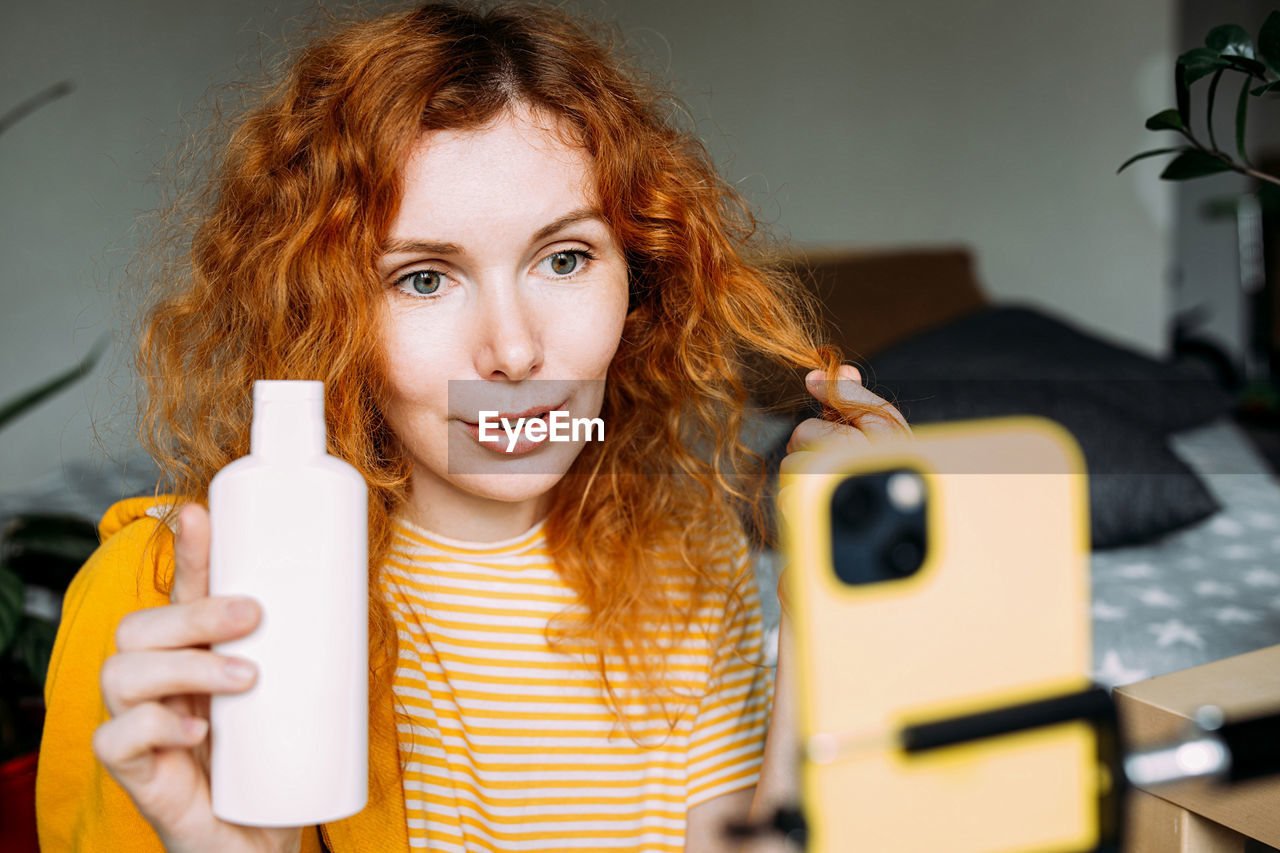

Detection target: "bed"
[744, 245, 1280, 690]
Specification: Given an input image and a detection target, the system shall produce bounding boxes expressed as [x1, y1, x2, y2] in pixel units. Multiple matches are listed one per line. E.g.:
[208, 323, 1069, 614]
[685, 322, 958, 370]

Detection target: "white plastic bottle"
[208, 380, 368, 826]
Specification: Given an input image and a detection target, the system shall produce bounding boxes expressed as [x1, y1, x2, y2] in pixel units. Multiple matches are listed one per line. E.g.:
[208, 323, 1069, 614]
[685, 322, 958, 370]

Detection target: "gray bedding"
[1090, 415, 1280, 686]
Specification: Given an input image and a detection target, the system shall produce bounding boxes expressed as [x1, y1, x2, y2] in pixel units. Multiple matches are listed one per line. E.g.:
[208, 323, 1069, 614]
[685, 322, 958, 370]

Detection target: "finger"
[785, 418, 868, 455]
[161, 694, 202, 765]
[806, 367, 911, 436]
[778, 449, 816, 478]
[171, 503, 211, 605]
[177, 691, 213, 777]
[786, 418, 838, 455]
[804, 364, 862, 402]
[101, 649, 258, 717]
[92, 701, 209, 787]
[775, 481, 797, 515]
[114, 596, 260, 654]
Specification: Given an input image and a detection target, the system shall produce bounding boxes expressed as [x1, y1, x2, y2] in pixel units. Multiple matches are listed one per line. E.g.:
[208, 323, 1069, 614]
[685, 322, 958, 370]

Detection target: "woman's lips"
[459, 400, 568, 455]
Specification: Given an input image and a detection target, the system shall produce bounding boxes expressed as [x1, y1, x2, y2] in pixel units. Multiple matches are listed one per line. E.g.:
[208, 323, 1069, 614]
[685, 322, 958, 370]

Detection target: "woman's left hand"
[746, 364, 911, 848]
[783, 364, 911, 457]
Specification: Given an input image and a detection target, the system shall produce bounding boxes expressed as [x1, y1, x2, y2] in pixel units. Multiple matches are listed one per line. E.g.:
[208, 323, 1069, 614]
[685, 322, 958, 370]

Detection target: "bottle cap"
[254, 380, 324, 402]
[251, 380, 326, 457]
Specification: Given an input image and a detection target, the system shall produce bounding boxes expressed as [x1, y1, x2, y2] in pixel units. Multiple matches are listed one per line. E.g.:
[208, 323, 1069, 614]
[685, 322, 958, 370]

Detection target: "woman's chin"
[448, 469, 568, 504]
[441, 440, 588, 504]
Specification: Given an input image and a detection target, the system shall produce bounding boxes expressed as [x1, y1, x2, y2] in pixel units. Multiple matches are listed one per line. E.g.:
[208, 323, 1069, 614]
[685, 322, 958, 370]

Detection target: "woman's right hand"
[91, 502, 304, 853]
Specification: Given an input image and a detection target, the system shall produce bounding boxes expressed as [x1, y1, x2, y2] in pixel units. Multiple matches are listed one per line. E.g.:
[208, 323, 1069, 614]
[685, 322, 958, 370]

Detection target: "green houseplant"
[0, 336, 106, 853]
[1119, 12, 1280, 188]
[0, 79, 111, 853]
[0, 78, 104, 765]
[0, 336, 107, 762]
[1120, 12, 1280, 414]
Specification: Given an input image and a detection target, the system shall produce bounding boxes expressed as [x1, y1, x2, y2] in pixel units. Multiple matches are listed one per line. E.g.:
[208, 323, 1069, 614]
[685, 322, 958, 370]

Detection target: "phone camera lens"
[880, 528, 925, 577]
[832, 478, 878, 531]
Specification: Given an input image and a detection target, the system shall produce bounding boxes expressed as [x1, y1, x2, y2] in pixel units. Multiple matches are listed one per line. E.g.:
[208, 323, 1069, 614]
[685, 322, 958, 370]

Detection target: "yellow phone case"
[780, 416, 1106, 853]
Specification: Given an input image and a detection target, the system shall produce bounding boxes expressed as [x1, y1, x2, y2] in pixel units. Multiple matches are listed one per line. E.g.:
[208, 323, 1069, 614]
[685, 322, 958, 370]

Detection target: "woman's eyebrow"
[380, 207, 604, 258]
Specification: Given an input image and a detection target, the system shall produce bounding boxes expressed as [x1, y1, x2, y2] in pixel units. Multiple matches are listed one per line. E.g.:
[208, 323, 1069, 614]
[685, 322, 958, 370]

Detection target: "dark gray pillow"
[866, 306, 1233, 433]
[856, 305, 1229, 549]
[753, 307, 1227, 549]
[869, 381, 1220, 549]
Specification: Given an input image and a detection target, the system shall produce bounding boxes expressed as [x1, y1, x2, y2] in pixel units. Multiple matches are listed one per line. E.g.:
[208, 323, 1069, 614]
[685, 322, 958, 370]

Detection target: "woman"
[36, 2, 909, 851]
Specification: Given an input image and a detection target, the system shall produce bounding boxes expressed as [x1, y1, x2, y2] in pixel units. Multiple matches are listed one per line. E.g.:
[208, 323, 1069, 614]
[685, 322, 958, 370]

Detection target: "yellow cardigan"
[36, 496, 409, 853]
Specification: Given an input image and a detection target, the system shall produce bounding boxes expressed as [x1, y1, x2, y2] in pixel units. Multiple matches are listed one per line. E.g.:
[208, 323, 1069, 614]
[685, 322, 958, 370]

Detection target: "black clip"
[896, 684, 1124, 853]
[724, 804, 808, 848]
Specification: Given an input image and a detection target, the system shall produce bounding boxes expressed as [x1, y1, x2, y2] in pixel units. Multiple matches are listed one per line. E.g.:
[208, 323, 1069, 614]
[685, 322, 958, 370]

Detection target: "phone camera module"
[829, 469, 928, 586]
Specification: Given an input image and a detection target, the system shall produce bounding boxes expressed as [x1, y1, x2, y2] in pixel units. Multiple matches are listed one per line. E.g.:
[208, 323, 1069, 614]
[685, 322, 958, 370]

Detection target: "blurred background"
[3, 0, 1257, 499]
[8, 3, 1280, 846]
[5, 0, 1279, 501]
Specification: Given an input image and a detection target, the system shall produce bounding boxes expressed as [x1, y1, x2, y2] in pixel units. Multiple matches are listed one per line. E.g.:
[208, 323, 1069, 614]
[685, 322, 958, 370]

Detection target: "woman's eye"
[541, 249, 595, 278]
[396, 269, 444, 297]
[393, 250, 595, 298]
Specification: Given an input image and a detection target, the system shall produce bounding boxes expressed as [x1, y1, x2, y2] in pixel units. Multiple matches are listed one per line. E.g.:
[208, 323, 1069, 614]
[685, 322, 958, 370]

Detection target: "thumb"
[170, 502, 211, 605]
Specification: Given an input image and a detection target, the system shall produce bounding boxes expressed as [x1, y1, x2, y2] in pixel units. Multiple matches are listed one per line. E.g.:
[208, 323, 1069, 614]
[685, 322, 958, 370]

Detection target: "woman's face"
[376, 105, 629, 538]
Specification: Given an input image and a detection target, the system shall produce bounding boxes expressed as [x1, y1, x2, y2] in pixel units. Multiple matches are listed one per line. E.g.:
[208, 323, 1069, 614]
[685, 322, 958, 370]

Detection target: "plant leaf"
[2, 514, 100, 558]
[1, 513, 100, 591]
[0, 567, 23, 654]
[1207, 69, 1225, 150]
[1237, 76, 1253, 165]
[1144, 108, 1185, 131]
[1118, 147, 1190, 174]
[1160, 150, 1236, 180]
[0, 81, 73, 139]
[1176, 62, 1191, 127]
[1259, 10, 1280, 76]
[1207, 24, 1255, 59]
[1257, 184, 1280, 216]
[0, 334, 106, 433]
[14, 617, 58, 689]
[1223, 55, 1268, 76]
[1178, 47, 1229, 83]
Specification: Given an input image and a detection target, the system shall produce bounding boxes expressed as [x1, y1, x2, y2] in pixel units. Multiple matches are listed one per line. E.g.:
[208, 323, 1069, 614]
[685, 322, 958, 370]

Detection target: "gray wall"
[1, 0, 1174, 502]
[595, 0, 1176, 351]
[1, 0, 329, 500]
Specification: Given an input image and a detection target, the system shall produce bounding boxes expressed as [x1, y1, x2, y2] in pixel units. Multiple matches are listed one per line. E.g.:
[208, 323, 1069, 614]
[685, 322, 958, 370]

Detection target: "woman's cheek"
[379, 307, 463, 421]
[555, 276, 629, 376]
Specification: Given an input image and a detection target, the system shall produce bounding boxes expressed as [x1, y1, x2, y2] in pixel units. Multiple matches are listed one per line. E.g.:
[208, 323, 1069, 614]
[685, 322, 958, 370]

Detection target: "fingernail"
[184, 716, 209, 739]
[224, 659, 256, 683]
[176, 503, 198, 532]
[227, 598, 257, 625]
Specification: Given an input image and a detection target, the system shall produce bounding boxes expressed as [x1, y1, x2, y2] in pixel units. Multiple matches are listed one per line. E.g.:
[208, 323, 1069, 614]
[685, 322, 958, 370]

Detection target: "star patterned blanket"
[1088, 416, 1280, 687]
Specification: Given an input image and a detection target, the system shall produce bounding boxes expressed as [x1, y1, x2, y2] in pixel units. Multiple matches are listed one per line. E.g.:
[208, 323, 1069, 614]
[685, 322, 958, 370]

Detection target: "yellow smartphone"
[780, 415, 1117, 853]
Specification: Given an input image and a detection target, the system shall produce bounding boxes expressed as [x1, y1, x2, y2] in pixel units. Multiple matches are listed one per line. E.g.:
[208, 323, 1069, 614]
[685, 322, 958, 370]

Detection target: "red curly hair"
[130, 0, 901, 743]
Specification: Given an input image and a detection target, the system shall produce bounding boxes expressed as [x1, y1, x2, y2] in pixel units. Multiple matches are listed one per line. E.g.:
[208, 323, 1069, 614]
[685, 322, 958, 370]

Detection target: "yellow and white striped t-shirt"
[379, 514, 771, 852]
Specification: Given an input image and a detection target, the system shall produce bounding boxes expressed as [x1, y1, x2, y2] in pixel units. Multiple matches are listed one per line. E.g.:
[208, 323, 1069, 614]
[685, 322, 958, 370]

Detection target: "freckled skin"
[376, 105, 629, 543]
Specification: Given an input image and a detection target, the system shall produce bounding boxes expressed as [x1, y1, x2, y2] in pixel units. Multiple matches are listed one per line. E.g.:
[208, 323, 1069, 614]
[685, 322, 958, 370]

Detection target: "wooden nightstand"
[1115, 645, 1280, 852]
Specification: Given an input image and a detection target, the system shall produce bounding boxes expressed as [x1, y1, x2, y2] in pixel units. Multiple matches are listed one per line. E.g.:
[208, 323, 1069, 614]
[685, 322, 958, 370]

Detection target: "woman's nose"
[473, 286, 542, 381]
